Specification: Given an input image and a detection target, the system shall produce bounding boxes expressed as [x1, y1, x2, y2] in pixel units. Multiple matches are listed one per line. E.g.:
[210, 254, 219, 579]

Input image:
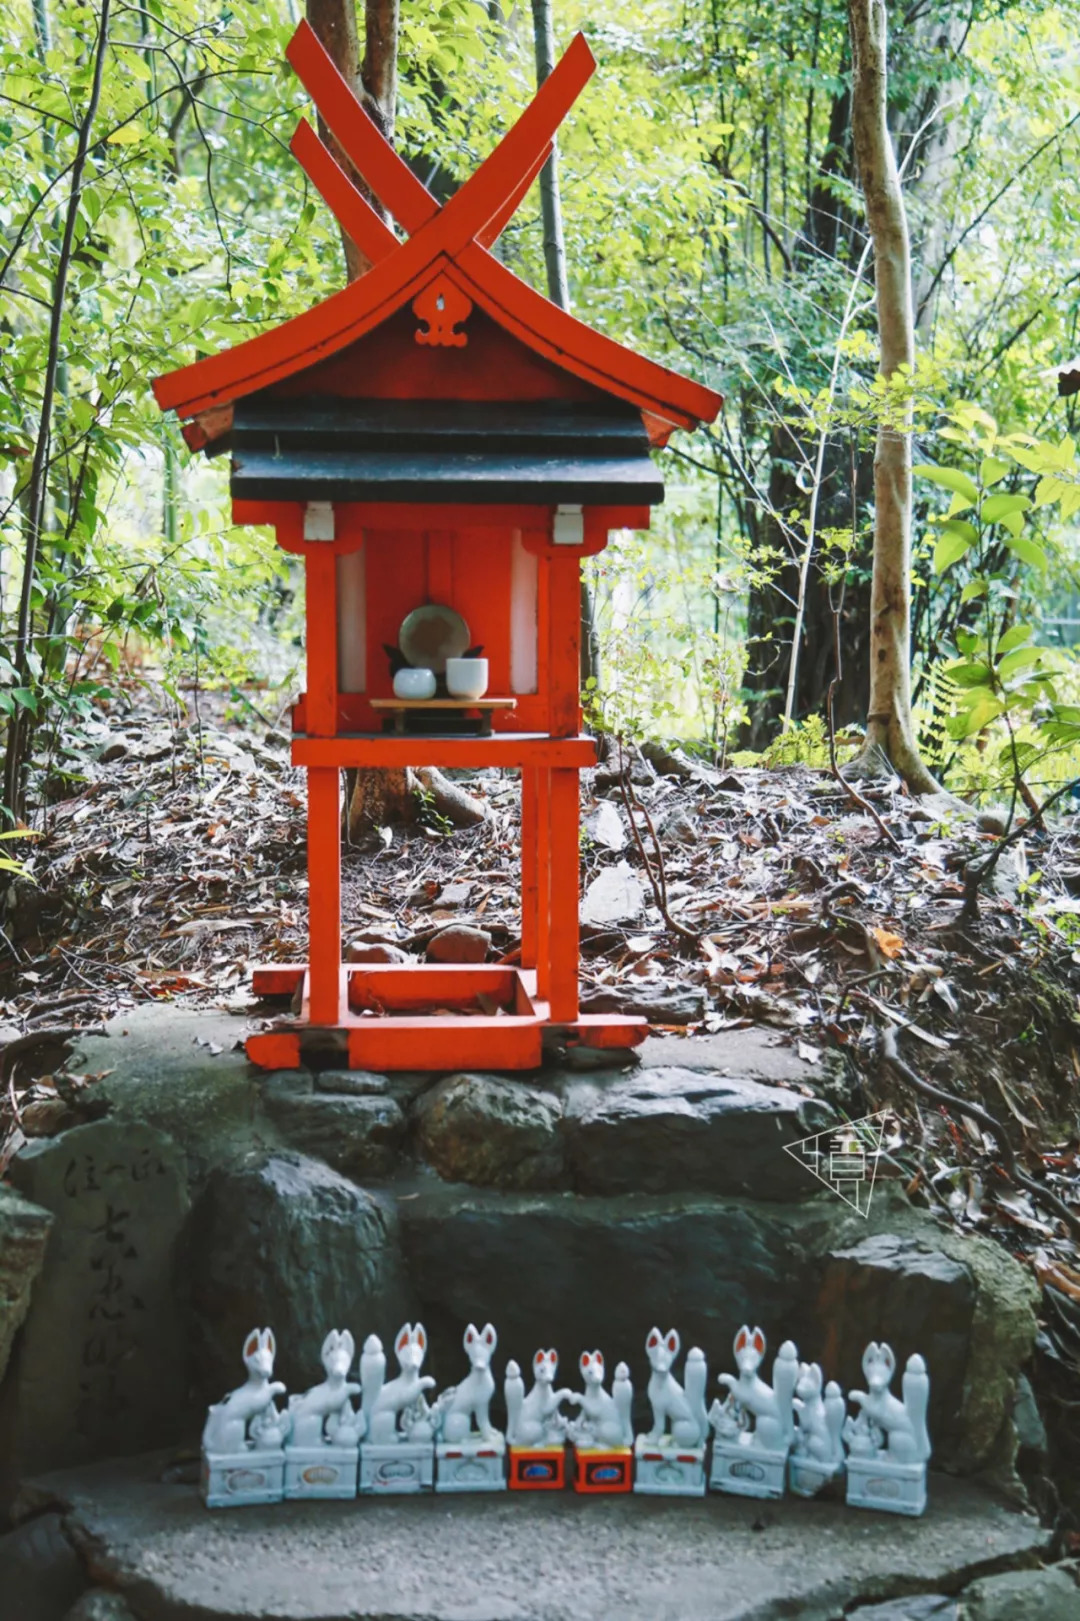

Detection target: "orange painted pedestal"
[508, 1447, 566, 1490]
[571, 1447, 633, 1494]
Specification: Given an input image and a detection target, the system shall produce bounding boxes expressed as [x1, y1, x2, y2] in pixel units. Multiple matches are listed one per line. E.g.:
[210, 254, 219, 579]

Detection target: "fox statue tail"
[613, 1361, 634, 1447]
[773, 1340, 799, 1447]
[504, 1359, 524, 1447]
[684, 1347, 708, 1444]
[360, 1333, 385, 1431]
[902, 1353, 931, 1464]
[824, 1380, 846, 1467]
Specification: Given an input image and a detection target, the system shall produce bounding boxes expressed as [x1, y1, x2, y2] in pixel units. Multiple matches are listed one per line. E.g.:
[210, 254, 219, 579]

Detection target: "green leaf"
[948, 660, 993, 688]
[997, 624, 1033, 654]
[960, 579, 988, 603]
[933, 530, 971, 573]
[998, 645, 1047, 681]
[957, 693, 1004, 737]
[981, 492, 1031, 522]
[980, 456, 1010, 487]
[1004, 533, 1048, 569]
[915, 463, 979, 502]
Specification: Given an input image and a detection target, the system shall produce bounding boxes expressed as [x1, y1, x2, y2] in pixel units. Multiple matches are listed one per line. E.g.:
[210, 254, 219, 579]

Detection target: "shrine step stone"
[14, 1453, 1051, 1621]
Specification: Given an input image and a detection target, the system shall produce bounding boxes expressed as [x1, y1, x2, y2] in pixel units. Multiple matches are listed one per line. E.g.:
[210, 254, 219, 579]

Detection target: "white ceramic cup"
[445, 657, 489, 700]
[393, 666, 437, 700]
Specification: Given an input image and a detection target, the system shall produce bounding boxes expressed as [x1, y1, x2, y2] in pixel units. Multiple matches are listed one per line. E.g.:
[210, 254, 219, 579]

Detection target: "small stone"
[415, 1072, 565, 1190]
[434, 880, 473, 907]
[98, 740, 129, 764]
[262, 1091, 406, 1179]
[960, 1566, 1079, 1621]
[314, 1069, 389, 1096]
[427, 924, 491, 963]
[580, 861, 645, 925]
[586, 800, 628, 851]
[345, 941, 410, 964]
[849, 1597, 957, 1620]
[976, 809, 1008, 835]
[0, 1512, 86, 1621]
[580, 986, 706, 1025]
[65, 1592, 140, 1621]
[661, 808, 698, 845]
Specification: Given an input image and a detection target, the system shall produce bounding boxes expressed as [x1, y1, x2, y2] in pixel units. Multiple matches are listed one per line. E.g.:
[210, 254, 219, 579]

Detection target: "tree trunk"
[846, 0, 938, 793]
[529, 0, 599, 688]
[306, 0, 398, 280]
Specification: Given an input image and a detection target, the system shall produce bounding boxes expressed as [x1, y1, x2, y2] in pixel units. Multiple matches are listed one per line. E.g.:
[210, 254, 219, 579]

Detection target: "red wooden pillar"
[304, 544, 342, 1025]
[548, 767, 579, 1020]
[520, 766, 538, 968]
[535, 766, 551, 1002]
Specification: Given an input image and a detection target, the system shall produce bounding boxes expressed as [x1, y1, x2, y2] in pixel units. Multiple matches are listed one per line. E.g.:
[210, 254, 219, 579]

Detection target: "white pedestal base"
[201, 1448, 285, 1509]
[845, 1453, 927, 1516]
[787, 1452, 844, 1499]
[283, 1444, 358, 1500]
[709, 1437, 788, 1499]
[359, 1441, 434, 1493]
[435, 1434, 507, 1493]
[633, 1437, 705, 1496]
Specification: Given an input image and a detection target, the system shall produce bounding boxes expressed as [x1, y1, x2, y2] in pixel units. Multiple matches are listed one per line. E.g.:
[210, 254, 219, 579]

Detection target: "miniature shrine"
[153, 23, 723, 1072]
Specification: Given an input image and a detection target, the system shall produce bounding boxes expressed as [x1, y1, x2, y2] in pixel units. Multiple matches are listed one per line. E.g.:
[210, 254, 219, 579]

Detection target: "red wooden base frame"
[247, 964, 646, 1071]
[571, 1447, 633, 1494]
[508, 1446, 566, 1490]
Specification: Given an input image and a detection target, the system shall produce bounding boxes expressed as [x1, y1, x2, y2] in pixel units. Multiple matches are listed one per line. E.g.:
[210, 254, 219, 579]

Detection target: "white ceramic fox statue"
[288, 1328, 364, 1447]
[711, 1325, 798, 1450]
[202, 1327, 290, 1453]
[844, 1343, 931, 1462]
[566, 1351, 633, 1448]
[792, 1361, 845, 1468]
[504, 1349, 575, 1447]
[362, 1323, 437, 1444]
[642, 1328, 708, 1447]
[435, 1323, 500, 1444]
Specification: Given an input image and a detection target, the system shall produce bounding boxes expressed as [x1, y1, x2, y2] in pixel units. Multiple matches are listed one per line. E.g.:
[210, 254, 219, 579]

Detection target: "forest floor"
[2, 678, 1080, 1535]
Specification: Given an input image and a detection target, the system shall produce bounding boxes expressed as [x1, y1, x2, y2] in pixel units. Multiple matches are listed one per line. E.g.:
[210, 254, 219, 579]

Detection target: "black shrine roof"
[226, 397, 664, 506]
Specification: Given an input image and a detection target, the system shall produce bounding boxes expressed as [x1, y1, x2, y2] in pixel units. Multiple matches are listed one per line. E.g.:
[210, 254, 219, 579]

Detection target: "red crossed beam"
[285, 20, 590, 264]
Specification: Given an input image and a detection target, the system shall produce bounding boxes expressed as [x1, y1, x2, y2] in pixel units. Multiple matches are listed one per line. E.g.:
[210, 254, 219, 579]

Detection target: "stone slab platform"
[26, 1454, 1049, 1621]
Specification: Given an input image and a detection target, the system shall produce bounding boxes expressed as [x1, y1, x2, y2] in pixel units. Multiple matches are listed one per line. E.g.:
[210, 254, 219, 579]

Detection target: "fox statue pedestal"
[566, 1350, 634, 1494]
[633, 1329, 708, 1498]
[433, 1323, 507, 1493]
[843, 1343, 931, 1517]
[709, 1326, 798, 1502]
[201, 1328, 290, 1509]
[358, 1323, 436, 1495]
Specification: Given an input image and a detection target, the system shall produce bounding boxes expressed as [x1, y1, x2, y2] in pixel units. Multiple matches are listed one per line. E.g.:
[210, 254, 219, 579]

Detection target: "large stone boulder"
[0, 1184, 52, 1387]
[261, 1084, 407, 1180]
[0, 1119, 189, 1503]
[67, 1007, 258, 1189]
[560, 1065, 834, 1200]
[414, 1073, 565, 1190]
[186, 1152, 412, 1400]
[959, 1566, 1079, 1621]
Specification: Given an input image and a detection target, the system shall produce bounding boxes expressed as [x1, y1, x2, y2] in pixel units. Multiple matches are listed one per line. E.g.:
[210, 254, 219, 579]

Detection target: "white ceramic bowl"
[393, 666, 437, 700]
[445, 657, 489, 700]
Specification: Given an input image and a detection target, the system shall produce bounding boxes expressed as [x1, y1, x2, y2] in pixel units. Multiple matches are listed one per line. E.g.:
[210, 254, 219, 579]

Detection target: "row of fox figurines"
[201, 1318, 931, 1515]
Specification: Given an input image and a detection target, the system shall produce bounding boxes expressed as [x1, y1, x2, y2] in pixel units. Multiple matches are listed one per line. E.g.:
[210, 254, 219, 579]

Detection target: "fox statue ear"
[415, 1325, 426, 1352]
[735, 1326, 749, 1353]
[751, 1329, 765, 1356]
[580, 1352, 590, 1370]
[482, 1324, 496, 1347]
[534, 1349, 545, 1367]
[647, 1329, 660, 1349]
[549, 1349, 558, 1366]
[397, 1326, 411, 1353]
[262, 1328, 276, 1356]
[666, 1330, 679, 1354]
[341, 1329, 355, 1359]
[244, 1330, 260, 1358]
[465, 1324, 478, 1346]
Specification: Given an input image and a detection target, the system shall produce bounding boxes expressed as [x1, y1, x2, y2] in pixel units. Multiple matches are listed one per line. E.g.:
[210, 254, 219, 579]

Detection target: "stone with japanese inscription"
[1, 1119, 189, 1493]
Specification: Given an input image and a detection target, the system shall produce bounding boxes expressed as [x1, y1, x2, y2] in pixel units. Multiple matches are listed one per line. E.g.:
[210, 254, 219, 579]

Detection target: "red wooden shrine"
[153, 23, 722, 1072]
